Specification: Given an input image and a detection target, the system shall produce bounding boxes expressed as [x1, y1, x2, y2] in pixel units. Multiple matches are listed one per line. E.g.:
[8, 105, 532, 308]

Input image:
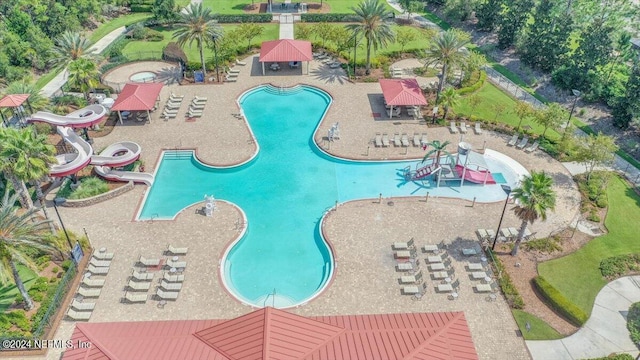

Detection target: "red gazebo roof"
[111, 83, 163, 111]
[379, 78, 428, 106]
[0, 94, 30, 108]
[62, 307, 478, 360]
[259, 39, 313, 62]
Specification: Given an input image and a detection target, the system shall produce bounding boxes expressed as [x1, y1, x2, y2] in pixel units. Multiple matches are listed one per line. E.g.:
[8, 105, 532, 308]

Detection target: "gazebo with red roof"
[111, 82, 163, 124]
[0, 94, 33, 126]
[379, 78, 428, 118]
[259, 39, 313, 75]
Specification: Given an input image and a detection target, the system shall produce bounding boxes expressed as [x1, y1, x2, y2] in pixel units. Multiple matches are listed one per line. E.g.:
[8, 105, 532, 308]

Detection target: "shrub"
[163, 42, 187, 64]
[33, 122, 54, 135]
[587, 210, 600, 222]
[61, 260, 73, 271]
[457, 71, 486, 95]
[300, 13, 355, 22]
[523, 236, 562, 253]
[490, 251, 524, 309]
[212, 14, 272, 23]
[533, 276, 588, 326]
[600, 254, 640, 279]
[628, 302, 640, 347]
[27, 277, 50, 302]
[0, 311, 30, 334]
[68, 177, 109, 199]
[36, 255, 51, 271]
[130, 4, 152, 12]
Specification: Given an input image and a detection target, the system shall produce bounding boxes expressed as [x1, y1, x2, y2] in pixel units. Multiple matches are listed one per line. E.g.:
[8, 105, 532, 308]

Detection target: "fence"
[0, 263, 77, 350]
[483, 66, 546, 110]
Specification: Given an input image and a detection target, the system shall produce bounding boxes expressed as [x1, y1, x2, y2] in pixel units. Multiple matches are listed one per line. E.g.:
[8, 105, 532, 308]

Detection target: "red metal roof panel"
[379, 79, 428, 106]
[111, 83, 163, 111]
[259, 40, 313, 62]
[0, 94, 30, 108]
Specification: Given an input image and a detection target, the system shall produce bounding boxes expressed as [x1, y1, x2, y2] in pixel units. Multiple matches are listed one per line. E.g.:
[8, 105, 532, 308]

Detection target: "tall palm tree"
[423, 29, 470, 103]
[510, 171, 556, 256]
[0, 127, 56, 218]
[67, 58, 100, 101]
[422, 140, 451, 168]
[439, 86, 460, 120]
[208, 30, 224, 83]
[50, 31, 97, 69]
[173, 3, 223, 78]
[346, 0, 395, 75]
[0, 192, 57, 310]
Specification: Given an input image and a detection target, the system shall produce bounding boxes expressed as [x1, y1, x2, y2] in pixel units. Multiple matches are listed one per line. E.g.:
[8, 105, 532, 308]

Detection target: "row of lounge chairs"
[373, 132, 428, 148]
[162, 93, 184, 119]
[186, 96, 207, 118]
[129, 244, 189, 305]
[507, 134, 540, 152]
[68, 249, 115, 320]
[449, 121, 483, 135]
[225, 66, 240, 82]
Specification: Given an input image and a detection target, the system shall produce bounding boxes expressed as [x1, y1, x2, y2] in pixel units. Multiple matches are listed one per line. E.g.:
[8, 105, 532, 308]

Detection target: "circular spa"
[137, 84, 527, 308]
[129, 71, 157, 83]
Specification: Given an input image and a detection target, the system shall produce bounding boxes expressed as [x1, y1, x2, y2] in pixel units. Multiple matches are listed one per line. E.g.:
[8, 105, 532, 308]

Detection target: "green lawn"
[201, 0, 395, 13]
[89, 13, 152, 43]
[538, 176, 640, 316]
[453, 82, 561, 140]
[512, 310, 563, 340]
[35, 68, 63, 90]
[121, 24, 279, 62]
[0, 265, 38, 312]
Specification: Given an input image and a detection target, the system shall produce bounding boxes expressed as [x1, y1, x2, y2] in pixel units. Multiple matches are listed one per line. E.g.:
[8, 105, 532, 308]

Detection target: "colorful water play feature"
[138, 85, 525, 308]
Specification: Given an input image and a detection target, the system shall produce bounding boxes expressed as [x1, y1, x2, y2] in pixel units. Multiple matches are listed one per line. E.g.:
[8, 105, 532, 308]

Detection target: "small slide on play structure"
[454, 165, 496, 184]
[404, 164, 440, 181]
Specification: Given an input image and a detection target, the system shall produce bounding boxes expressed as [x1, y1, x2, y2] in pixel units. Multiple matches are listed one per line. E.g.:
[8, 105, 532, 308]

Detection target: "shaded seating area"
[0, 94, 33, 127]
[259, 39, 313, 75]
[379, 79, 428, 119]
[111, 83, 163, 124]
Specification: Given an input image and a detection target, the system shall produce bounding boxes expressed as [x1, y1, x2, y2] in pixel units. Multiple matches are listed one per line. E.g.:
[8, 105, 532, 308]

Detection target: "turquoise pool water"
[138, 85, 520, 307]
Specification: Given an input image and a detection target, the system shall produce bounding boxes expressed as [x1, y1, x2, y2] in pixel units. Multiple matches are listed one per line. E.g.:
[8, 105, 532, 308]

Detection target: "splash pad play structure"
[28, 105, 154, 185]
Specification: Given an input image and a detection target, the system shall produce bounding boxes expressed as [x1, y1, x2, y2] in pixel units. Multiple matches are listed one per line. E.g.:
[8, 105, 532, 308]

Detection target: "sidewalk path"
[41, 26, 127, 97]
[527, 276, 640, 359]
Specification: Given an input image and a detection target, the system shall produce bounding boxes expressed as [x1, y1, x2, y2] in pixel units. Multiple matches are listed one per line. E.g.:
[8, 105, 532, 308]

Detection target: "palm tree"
[0, 127, 56, 217]
[173, 3, 223, 78]
[422, 140, 451, 168]
[346, 0, 395, 75]
[50, 31, 97, 69]
[439, 87, 460, 120]
[67, 58, 100, 101]
[423, 29, 470, 103]
[510, 171, 556, 256]
[208, 30, 224, 83]
[0, 192, 57, 310]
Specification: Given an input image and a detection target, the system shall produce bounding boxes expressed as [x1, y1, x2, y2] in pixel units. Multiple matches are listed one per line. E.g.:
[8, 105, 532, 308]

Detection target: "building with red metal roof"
[259, 39, 313, 76]
[63, 307, 478, 360]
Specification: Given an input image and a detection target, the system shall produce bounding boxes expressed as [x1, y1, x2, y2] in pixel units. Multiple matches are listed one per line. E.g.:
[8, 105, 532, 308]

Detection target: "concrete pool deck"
[33, 56, 581, 359]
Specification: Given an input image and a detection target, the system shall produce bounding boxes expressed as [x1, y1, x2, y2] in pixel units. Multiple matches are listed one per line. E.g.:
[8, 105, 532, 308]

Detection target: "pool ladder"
[263, 288, 277, 307]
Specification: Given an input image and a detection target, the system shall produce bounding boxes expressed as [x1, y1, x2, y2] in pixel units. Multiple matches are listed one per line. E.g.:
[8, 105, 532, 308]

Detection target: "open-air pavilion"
[0, 94, 33, 127]
[259, 39, 313, 75]
[111, 83, 163, 124]
[379, 78, 428, 118]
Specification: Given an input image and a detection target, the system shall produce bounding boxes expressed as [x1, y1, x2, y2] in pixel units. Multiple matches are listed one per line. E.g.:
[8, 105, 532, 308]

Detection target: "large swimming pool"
[138, 84, 521, 308]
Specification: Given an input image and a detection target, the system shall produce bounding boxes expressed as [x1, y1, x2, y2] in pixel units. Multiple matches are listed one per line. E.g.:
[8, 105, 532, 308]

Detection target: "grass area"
[34, 68, 62, 90]
[418, 8, 451, 30]
[89, 13, 152, 43]
[122, 24, 279, 62]
[0, 265, 38, 312]
[539, 175, 640, 316]
[512, 310, 563, 340]
[453, 82, 561, 140]
[201, 0, 395, 13]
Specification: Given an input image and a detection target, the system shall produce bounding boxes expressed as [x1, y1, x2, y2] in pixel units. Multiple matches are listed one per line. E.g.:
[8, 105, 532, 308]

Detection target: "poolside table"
[467, 263, 484, 271]
[462, 248, 478, 256]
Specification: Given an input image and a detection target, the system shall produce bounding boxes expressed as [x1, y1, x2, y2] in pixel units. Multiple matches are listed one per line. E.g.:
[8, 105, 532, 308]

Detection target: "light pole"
[52, 198, 76, 264]
[491, 185, 512, 250]
[563, 89, 581, 141]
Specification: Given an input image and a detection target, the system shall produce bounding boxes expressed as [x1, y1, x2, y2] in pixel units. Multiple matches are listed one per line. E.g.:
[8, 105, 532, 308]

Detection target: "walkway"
[41, 26, 127, 97]
[527, 276, 640, 359]
[278, 14, 294, 39]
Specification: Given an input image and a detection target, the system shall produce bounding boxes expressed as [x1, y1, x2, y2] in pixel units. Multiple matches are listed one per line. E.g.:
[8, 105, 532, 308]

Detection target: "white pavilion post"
[262, 62, 265, 76]
[117, 111, 123, 125]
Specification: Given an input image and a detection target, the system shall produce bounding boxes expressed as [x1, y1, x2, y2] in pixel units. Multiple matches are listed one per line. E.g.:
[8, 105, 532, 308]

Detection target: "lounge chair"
[167, 245, 188, 255]
[396, 262, 415, 272]
[67, 309, 92, 321]
[226, 66, 240, 74]
[124, 292, 147, 303]
[474, 283, 495, 293]
[507, 134, 519, 146]
[235, 58, 247, 66]
[225, 75, 237, 82]
[437, 279, 460, 293]
[449, 121, 459, 134]
[401, 282, 428, 297]
[486, 229, 496, 241]
[374, 133, 383, 147]
[160, 280, 183, 291]
[459, 122, 468, 134]
[516, 136, 529, 149]
[525, 140, 539, 153]
[163, 272, 185, 282]
[127, 279, 152, 291]
[474, 122, 482, 134]
[401, 133, 410, 147]
[166, 259, 187, 269]
[467, 263, 484, 271]
[225, 71, 238, 78]
[77, 286, 101, 298]
[131, 270, 154, 281]
[392, 238, 415, 251]
[89, 258, 111, 268]
[165, 102, 181, 110]
[161, 112, 177, 119]
[399, 271, 423, 284]
[82, 277, 105, 288]
[426, 255, 444, 264]
[471, 271, 489, 280]
[422, 240, 445, 253]
[393, 133, 401, 147]
[190, 100, 206, 107]
[93, 251, 114, 261]
[169, 93, 184, 101]
[420, 133, 428, 146]
[382, 133, 390, 147]
[413, 133, 421, 147]
[394, 249, 416, 260]
[476, 229, 489, 241]
[139, 256, 160, 267]
[71, 299, 95, 311]
[162, 108, 179, 114]
[87, 265, 109, 275]
[194, 95, 208, 102]
[186, 110, 203, 118]
[157, 288, 180, 300]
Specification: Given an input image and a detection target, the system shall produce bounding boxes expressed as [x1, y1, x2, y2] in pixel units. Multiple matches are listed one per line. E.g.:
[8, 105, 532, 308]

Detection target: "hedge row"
[457, 71, 487, 96]
[300, 13, 355, 22]
[212, 14, 273, 23]
[130, 4, 152, 12]
[490, 251, 525, 309]
[533, 276, 588, 326]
